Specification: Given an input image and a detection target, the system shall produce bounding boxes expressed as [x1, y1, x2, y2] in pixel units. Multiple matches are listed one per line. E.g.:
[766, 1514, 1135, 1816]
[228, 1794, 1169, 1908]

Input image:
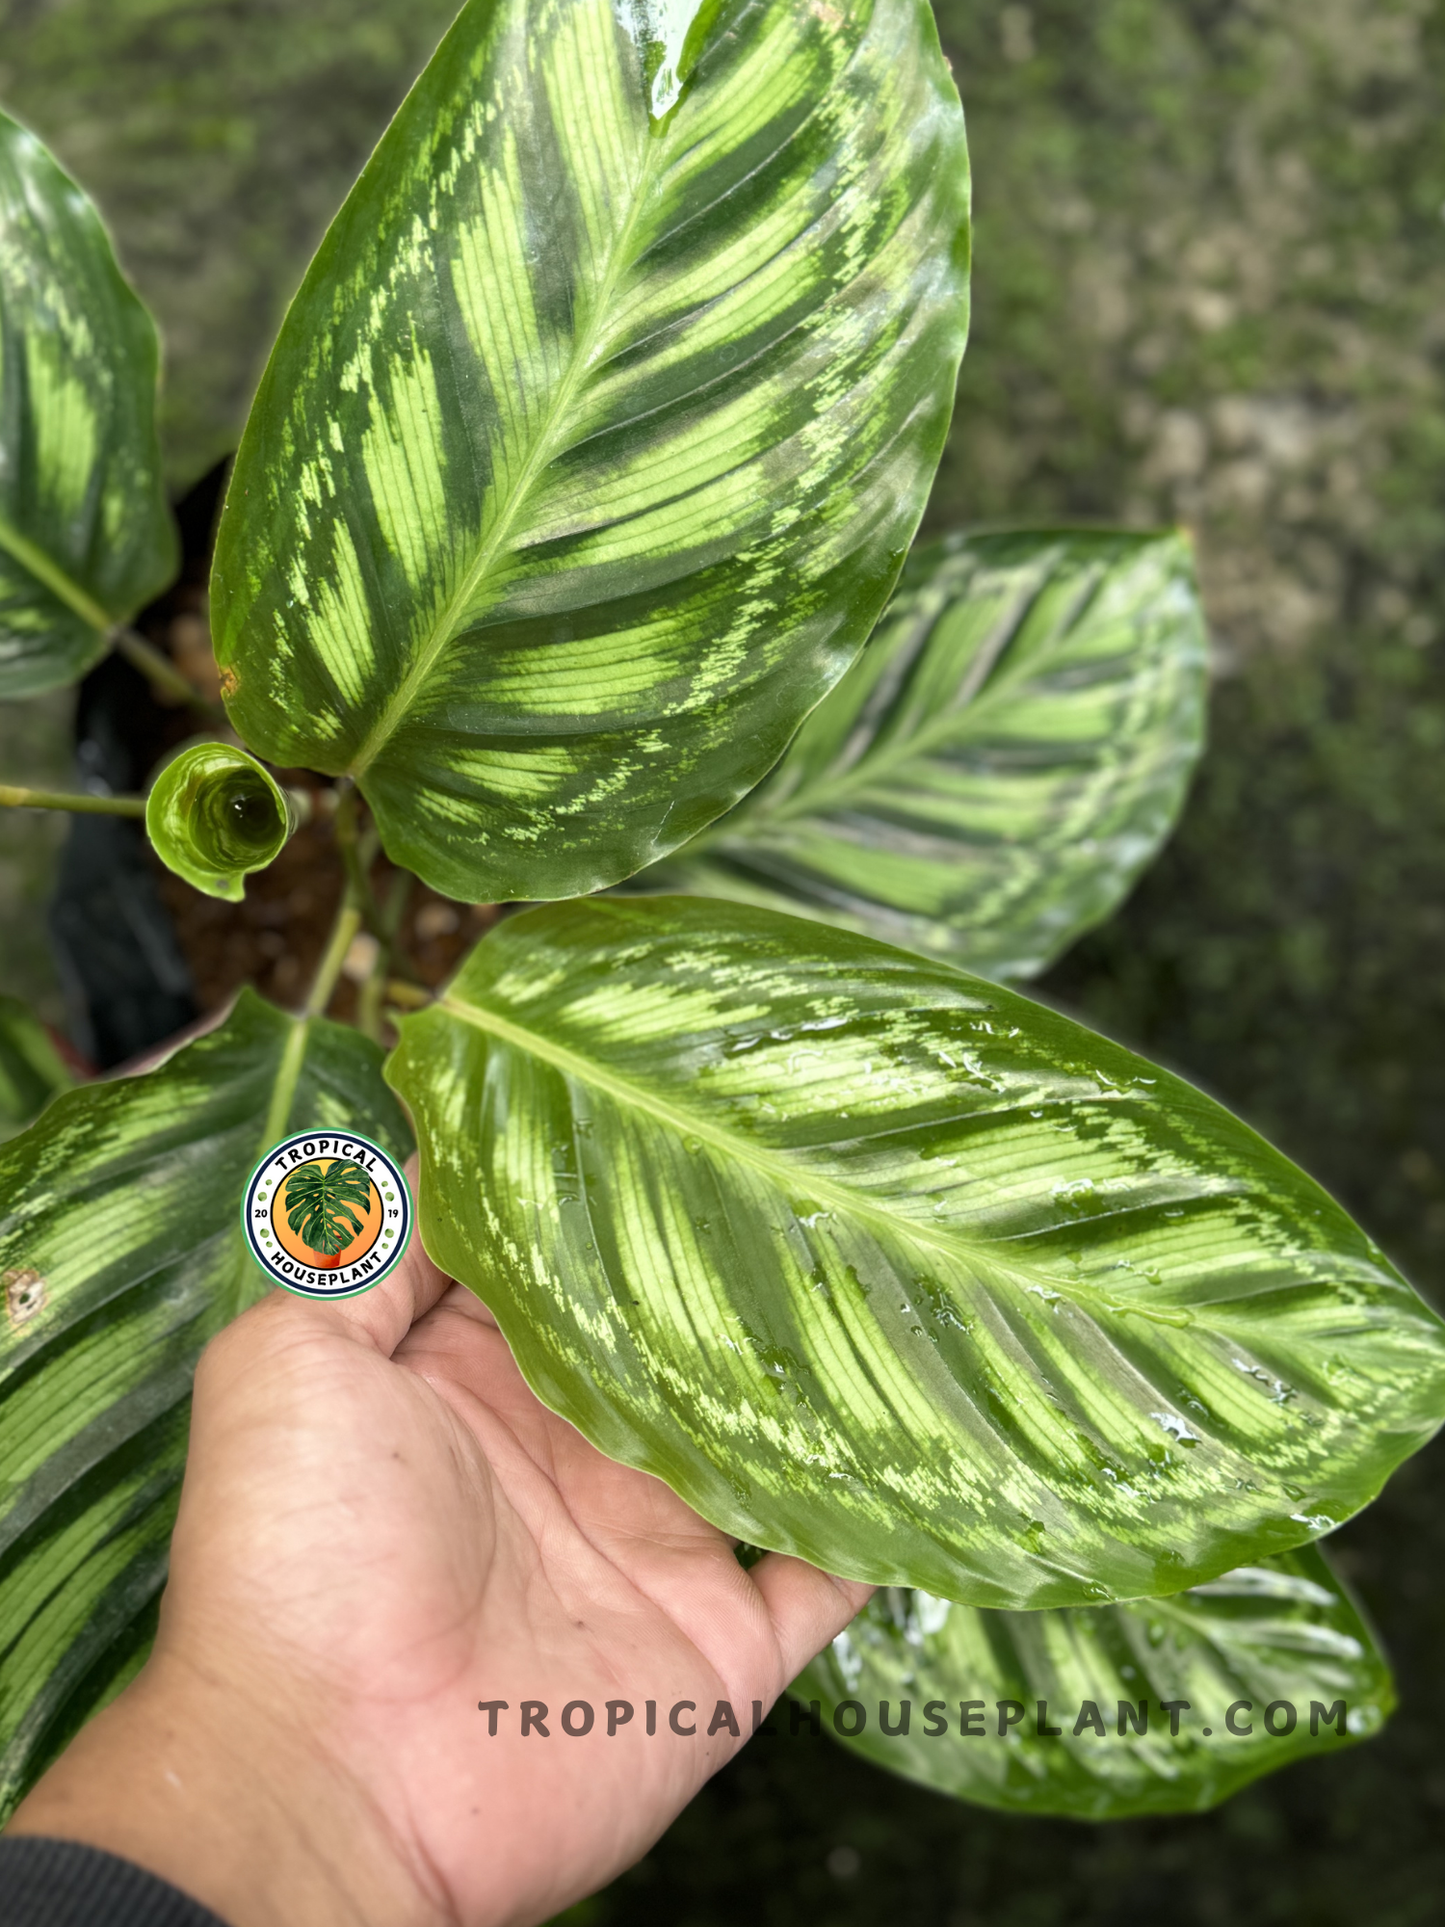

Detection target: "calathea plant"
[2, 0, 1443, 1831]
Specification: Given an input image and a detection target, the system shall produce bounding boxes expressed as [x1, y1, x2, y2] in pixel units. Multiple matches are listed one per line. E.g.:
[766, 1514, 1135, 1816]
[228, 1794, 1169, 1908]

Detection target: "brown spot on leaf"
[218, 666, 240, 700]
[4, 1268, 47, 1327]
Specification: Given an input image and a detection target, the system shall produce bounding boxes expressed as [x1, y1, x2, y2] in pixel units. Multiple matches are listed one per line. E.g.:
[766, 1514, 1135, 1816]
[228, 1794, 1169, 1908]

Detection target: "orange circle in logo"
[273, 1157, 385, 1271]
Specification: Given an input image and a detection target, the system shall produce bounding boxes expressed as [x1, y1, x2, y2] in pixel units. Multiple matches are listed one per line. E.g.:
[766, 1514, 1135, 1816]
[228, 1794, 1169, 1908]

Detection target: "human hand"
[8, 1164, 871, 1927]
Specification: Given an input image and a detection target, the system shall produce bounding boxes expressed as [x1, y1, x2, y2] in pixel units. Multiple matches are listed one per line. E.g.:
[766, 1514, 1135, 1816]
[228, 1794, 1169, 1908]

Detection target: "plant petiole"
[383, 979, 432, 1010]
[304, 881, 365, 1019]
[112, 627, 228, 725]
[333, 781, 391, 940]
[0, 783, 146, 817]
[357, 868, 415, 1043]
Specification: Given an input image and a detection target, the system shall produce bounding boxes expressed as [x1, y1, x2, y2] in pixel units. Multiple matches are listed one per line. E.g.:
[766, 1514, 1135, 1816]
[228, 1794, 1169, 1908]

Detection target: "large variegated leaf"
[389, 896, 1445, 1609]
[0, 990, 412, 1820]
[634, 530, 1208, 979]
[210, 0, 970, 903]
[796, 1544, 1393, 1817]
[0, 112, 177, 699]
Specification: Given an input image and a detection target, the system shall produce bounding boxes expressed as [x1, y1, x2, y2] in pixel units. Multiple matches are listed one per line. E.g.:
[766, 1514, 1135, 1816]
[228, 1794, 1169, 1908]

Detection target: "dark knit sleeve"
[0, 1838, 231, 1926]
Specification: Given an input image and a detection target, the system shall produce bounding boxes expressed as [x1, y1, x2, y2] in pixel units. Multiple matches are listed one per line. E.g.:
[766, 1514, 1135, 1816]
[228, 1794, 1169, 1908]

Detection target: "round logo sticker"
[241, 1132, 413, 1299]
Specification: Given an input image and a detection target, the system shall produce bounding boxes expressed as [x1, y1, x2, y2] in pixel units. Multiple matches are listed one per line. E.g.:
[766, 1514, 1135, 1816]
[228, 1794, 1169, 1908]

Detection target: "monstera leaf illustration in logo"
[283, 1159, 374, 1263]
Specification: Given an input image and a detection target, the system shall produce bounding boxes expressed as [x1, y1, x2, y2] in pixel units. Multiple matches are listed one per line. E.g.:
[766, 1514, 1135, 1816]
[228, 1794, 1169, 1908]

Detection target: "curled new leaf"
[796, 1545, 1394, 1817]
[145, 743, 298, 901]
[0, 113, 177, 698]
[388, 896, 1445, 1609]
[638, 529, 1208, 979]
[0, 989, 413, 1820]
[210, 0, 971, 903]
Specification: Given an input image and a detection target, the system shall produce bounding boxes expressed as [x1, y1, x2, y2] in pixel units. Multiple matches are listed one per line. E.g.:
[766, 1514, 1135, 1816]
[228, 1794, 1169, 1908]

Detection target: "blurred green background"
[3, 0, 1445, 1918]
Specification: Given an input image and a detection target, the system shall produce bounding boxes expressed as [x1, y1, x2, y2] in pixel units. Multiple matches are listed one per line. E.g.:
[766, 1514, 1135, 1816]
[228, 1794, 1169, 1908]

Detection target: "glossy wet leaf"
[637, 530, 1208, 979]
[0, 112, 177, 699]
[210, 0, 970, 903]
[0, 996, 73, 1143]
[796, 1544, 1393, 1817]
[0, 990, 412, 1820]
[389, 896, 1445, 1608]
[144, 742, 299, 902]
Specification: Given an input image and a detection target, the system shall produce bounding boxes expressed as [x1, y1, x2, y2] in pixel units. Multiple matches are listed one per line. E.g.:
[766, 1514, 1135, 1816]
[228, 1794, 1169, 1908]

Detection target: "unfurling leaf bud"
[145, 741, 298, 902]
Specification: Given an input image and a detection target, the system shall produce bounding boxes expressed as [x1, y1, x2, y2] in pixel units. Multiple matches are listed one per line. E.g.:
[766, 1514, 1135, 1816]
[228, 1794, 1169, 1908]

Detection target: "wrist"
[6, 1648, 442, 1927]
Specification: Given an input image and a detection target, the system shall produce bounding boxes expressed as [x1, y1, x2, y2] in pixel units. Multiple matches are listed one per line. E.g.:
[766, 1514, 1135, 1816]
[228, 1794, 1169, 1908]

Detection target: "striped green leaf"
[210, 0, 970, 904]
[144, 742, 300, 902]
[796, 1544, 1393, 1817]
[389, 896, 1445, 1609]
[0, 996, 73, 1143]
[0, 112, 177, 699]
[635, 529, 1208, 979]
[0, 990, 412, 1821]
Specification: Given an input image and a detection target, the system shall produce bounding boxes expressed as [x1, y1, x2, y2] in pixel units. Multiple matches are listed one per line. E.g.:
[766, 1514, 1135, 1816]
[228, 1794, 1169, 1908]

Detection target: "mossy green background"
[3, 0, 1445, 1918]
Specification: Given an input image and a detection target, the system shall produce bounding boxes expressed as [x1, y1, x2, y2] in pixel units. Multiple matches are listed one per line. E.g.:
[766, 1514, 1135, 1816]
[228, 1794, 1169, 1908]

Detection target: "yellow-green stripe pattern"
[389, 896, 1445, 1609]
[640, 529, 1208, 979]
[0, 992, 412, 1820]
[0, 113, 176, 698]
[211, 0, 971, 902]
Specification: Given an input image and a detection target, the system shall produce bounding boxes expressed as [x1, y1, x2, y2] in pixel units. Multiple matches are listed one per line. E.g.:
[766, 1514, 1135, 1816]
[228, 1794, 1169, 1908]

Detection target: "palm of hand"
[159, 1229, 869, 1926]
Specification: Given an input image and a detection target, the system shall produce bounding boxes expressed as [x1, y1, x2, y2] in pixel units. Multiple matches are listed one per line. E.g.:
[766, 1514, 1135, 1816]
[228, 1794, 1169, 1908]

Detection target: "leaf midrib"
[347, 120, 665, 780]
[261, 1016, 309, 1139]
[438, 987, 1201, 1330]
[0, 509, 111, 633]
[220, 1010, 311, 1320]
[723, 577, 1114, 836]
[703, 539, 1190, 847]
